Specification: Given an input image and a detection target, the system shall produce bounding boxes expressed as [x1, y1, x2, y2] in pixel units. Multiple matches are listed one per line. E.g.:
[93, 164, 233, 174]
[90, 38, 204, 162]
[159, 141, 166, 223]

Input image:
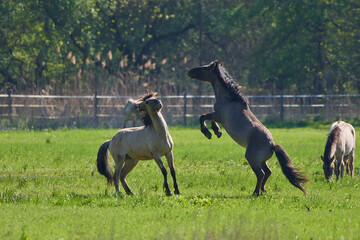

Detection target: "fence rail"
[1, 91, 360, 129]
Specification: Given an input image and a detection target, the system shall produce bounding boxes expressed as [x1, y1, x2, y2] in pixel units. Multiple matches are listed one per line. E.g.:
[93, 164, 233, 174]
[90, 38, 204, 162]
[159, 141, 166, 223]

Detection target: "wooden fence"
[1, 90, 360, 129]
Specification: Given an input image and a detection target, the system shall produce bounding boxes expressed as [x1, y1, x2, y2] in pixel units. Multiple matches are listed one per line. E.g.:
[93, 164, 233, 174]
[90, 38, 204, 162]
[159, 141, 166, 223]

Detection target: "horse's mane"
[324, 126, 341, 164]
[214, 61, 249, 109]
[140, 92, 157, 101]
[137, 92, 157, 127]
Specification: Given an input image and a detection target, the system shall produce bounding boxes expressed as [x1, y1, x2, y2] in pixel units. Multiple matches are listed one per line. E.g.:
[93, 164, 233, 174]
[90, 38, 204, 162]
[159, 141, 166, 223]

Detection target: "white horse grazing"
[122, 99, 139, 128]
[321, 120, 356, 181]
[97, 92, 180, 196]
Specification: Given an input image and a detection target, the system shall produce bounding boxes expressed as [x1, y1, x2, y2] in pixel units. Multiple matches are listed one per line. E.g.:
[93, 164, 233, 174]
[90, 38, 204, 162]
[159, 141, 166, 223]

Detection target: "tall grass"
[0, 127, 359, 239]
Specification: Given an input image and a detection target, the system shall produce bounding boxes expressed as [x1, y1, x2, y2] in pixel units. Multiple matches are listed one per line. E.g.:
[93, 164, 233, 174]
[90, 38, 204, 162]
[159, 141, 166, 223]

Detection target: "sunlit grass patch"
[0, 127, 360, 239]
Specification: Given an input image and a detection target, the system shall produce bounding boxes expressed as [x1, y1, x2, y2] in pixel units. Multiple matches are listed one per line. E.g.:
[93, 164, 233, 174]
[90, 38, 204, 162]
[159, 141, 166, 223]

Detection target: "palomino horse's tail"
[96, 140, 113, 185]
[273, 144, 309, 195]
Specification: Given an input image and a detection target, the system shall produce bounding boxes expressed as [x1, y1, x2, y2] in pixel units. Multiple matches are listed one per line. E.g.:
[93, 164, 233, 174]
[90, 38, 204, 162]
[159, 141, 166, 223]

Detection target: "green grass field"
[1, 126, 360, 239]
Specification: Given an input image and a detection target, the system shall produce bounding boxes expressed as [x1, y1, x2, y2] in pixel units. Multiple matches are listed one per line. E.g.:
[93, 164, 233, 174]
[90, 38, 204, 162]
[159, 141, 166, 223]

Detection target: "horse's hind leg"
[246, 151, 264, 196]
[211, 121, 222, 138]
[344, 156, 350, 174]
[153, 153, 172, 196]
[245, 132, 273, 196]
[120, 158, 139, 195]
[165, 151, 180, 195]
[113, 155, 125, 192]
[349, 151, 355, 177]
[260, 161, 272, 192]
[249, 162, 264, 196]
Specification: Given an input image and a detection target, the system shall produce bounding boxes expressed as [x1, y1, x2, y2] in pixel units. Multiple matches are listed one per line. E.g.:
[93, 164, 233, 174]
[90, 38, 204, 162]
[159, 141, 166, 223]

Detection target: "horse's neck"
[211, 78, 231, 100]
[325, 138, 337, 159]
[149, 112, 169, 138]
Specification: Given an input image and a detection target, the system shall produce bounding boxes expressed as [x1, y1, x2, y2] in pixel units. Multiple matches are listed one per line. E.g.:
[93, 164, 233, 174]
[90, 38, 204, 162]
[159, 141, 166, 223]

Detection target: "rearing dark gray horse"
[187, 60, 309, 195]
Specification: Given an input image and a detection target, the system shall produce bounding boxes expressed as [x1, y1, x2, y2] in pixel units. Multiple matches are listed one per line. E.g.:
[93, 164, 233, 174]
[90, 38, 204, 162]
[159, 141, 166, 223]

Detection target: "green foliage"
[0, 127, 360, 239]
[1, 0, 359, 95]
[219, 0, 360, 93]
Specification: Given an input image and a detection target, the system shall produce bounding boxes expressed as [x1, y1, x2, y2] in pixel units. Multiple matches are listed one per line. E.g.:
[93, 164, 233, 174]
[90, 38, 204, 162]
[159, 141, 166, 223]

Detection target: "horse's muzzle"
[187, 69, 197, 78]
[326, 176, 333, 182]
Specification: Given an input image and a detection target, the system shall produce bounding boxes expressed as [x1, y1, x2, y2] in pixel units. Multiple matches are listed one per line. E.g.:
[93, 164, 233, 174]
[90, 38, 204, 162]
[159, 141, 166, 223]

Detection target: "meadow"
[0, 126, 360, 239]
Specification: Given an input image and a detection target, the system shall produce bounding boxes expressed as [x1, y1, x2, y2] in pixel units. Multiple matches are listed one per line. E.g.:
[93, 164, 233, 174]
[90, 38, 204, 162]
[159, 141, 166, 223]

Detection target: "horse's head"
[134, 92, 162, 126]
[143, 97, 163, 113]
[187, 60, 222, 82]
[136, 92, 162, 113]
[321, 155, 334, 181]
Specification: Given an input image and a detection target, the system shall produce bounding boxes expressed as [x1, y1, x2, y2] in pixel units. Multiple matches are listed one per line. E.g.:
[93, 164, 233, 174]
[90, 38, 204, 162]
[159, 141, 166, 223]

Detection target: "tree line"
[1, 0, 359, 96]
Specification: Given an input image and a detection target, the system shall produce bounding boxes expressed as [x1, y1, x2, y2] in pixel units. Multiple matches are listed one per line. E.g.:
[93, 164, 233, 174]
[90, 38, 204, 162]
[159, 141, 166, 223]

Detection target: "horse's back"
[330, 121, 355, 133]
[330, 121, 355, 138]
[330, 121, 356, 155]
[109, 126, 173, 160]
[342, 122, 356, 150]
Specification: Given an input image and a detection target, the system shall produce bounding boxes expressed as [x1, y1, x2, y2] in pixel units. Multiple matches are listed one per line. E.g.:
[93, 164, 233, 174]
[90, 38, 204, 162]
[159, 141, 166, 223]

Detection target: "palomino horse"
[97, 92, 180, 196]
[122, 98, 139, 128]
[187, 60, 309, 195]
[321, 121, 356, 181]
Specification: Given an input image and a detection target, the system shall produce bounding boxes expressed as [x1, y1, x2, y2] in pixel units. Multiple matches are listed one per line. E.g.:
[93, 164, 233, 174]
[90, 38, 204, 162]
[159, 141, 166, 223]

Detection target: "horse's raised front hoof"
[201, 129, 212, 139]
[215, 130, 222, 138]
[205, 132, 212, 139]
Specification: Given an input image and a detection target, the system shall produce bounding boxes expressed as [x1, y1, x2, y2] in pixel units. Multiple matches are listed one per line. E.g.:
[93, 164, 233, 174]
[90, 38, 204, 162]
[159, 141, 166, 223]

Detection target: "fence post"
[8, 89, 12, 122]
[94, 91, 98, 126]
[280, 89, 284, 122]
[183, 90, 187, 126]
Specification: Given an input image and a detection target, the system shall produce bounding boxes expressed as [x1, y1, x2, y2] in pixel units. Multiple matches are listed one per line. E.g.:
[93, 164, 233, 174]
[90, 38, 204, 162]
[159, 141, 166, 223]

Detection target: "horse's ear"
[320, 155, 324, 161]
[210, 60, 218, 70]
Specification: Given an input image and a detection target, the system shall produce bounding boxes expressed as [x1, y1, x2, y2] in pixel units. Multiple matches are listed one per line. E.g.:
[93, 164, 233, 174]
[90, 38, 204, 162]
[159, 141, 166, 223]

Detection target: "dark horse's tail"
[273, 144, 309, 195]
[97, 140, 113, 185]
